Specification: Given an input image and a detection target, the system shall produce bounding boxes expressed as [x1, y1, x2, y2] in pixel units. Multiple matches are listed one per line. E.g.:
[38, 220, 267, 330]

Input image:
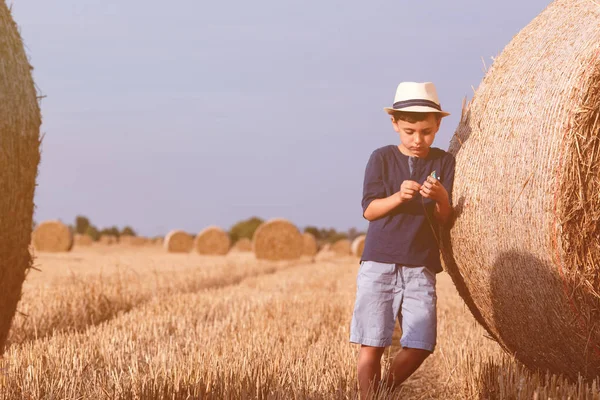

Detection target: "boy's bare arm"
[363, 181, 421, 221]
[420, 176, 453, 225]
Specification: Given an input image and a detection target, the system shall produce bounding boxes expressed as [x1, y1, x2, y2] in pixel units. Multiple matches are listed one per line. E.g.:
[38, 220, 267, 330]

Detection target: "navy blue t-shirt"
[360, 145, 455, 273]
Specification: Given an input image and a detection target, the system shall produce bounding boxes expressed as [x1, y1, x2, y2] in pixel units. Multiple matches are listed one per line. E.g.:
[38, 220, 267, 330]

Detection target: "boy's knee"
[359, 345, 386, 361]
[403, 347, 432, 361]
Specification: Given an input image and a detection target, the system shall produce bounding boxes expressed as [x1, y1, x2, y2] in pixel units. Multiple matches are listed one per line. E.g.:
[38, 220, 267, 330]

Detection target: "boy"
[350, 82, 455, 399]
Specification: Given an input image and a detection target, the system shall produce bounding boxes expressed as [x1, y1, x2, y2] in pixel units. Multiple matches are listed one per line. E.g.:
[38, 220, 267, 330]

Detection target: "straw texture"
[302, 232, 318, 257]
[32, 221, 73, 253]
[351, 235, 366, 258]
[442, 0, 600, 380]
[252, 218, 303, 261]
[194, 226, 231, 255]
[331, 239, 351, 256]
[164, 230, 193, 253]
[0, 2, 41, 353]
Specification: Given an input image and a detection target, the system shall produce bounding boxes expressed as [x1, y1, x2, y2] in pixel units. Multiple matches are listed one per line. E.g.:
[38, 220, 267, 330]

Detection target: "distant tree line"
[60, 215, 364, 245]
[227, 216, 365, 245]
[71, 215, 136, 241]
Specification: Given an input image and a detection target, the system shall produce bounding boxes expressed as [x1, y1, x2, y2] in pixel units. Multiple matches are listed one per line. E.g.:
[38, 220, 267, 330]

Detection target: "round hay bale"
[194, 226, 230, 255]
[99, 235, 117, 245]
[351, 235, 366, 258]
[32, 220, 73, 253]
[442, 0, 600, 379]
[164, 230, 193, 253]
[302, 232, 318, 257]
[331, 239, 351, 256]
[233, 237, 252, 252]
[252, 218, 303, 261]
[74, 233, 93, 247]
[0, 2, 42, 353]
[119, 234, 133, 245]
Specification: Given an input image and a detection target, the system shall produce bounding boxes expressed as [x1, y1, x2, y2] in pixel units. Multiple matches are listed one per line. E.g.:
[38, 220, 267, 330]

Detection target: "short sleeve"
[361, 151, 386, 217]
[441, 153, 456, 205]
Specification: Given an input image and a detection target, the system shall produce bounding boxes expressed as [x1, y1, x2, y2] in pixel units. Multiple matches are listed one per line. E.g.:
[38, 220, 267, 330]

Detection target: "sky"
[11, 0, 551, 237]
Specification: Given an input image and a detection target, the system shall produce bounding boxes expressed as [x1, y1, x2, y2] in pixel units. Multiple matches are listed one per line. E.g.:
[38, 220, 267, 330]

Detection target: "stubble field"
[0, 246, 598, 399]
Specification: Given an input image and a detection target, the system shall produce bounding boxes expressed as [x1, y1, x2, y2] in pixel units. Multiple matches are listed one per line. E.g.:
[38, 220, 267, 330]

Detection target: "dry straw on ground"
[302, 232, 318, 257]
[194, 226, 231, 255]
[351, 235, 366, 258]
[164, 230, 194, 253]
[331, 239, 351, 256]
[252, 218, 303, 261]
[31, 220, 74, 253]
[0, 2, 42, 354]
[74, 234, 93, 247]
[442, 0, 600, 380]
[233, 237, 252, 252]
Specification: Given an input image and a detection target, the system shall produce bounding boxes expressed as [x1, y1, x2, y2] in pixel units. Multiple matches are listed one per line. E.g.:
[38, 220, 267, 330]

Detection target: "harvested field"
[1, 246, 597, 399]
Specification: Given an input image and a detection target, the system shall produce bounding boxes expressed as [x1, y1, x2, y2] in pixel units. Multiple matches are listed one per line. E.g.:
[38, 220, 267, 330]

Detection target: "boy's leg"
[357, 345, 385, 400]
[349, 261, 404, 399]
[384, 347, 430, 387]
[385, 265, 437, 390]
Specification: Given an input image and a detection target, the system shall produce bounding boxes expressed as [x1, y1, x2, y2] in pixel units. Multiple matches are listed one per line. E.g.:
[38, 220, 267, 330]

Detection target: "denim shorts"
[349, 261, 437, 352]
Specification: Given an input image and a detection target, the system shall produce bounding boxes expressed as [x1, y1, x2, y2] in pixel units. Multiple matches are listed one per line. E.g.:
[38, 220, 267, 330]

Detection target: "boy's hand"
[420, 175, 448, 203]
[397, 180, 421, 203]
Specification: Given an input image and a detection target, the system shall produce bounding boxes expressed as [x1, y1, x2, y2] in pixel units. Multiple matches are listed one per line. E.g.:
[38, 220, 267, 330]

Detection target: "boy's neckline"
[394, 144, 431, 159]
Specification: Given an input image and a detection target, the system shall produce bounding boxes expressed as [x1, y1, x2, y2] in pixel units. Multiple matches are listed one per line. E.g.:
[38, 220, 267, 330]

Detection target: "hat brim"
[384, 106, 450, 118]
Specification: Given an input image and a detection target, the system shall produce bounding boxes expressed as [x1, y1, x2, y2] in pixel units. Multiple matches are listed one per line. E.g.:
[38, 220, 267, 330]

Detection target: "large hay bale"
[351, 235, 366, 258]
[74, 233, 93, 247]
[252, 218, 303, 261]
[31, 220, 73, 253]
[302, 232, 318, 257]
[331, 239, 351, 256]
[194, 226, 230, 255]
[233, 237, 252, 252]
[164, 230, 193, 253]
[0, 3, 41, 353]
[442, 0, 600, 380]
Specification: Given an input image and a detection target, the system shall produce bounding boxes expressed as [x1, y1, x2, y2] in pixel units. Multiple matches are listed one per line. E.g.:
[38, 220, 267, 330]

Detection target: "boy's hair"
[390, 111, 442, 124]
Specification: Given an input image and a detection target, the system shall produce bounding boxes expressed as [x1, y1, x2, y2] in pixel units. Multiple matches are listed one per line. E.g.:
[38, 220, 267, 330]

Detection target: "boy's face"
[392, 113, 441, 158]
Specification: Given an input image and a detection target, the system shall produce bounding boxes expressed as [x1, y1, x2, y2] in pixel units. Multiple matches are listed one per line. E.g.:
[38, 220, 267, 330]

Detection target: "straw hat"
[384, 82, 450, 117]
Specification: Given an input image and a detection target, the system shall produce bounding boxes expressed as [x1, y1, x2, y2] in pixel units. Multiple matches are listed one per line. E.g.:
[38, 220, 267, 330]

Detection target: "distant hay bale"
[320, 243, 331, 252]
[233, 237, 252, 252]
[152, 237, 163, 246]
[32, 220, 73, 253]
[302, 232, 318, 257]
[441, 0, 600, 380]
[0, 1, 42, 353]
[252, 218, 303, 261]
[351, 235, 366, 258]
[331, 239, 351, 256]
[119, 234, 133, 245]
[194, 226, 230, 255]
[74, 234, 93, 247]
[99, 235, 117, 245]
[164, 230, 193, 253]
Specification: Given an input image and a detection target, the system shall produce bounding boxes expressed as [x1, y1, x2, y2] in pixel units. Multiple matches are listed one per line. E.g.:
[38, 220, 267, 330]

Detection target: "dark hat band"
[392, 99, 441, 111]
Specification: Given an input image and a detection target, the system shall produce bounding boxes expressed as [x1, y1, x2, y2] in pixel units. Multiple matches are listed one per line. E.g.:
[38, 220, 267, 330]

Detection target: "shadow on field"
[490, 250, 600, 381]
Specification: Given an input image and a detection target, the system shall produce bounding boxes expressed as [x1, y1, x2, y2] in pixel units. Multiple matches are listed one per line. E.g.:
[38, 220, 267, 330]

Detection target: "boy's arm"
[364, 181, 421, 221]
[421, 155, 456, 225]
[433, 190, 453, 225]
